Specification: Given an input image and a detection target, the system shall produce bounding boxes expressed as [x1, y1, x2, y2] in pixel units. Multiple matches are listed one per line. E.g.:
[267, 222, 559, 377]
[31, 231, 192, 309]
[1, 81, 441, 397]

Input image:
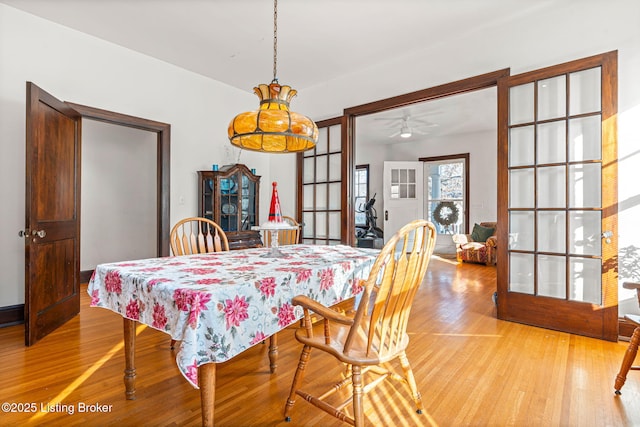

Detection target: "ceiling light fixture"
[400, 124, 412, 138]
[228, 0, 318, 153]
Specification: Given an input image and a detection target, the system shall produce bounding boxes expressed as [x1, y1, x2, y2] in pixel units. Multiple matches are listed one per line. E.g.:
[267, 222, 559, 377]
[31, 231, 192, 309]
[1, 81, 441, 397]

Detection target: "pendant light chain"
[272, 0, 278, 83]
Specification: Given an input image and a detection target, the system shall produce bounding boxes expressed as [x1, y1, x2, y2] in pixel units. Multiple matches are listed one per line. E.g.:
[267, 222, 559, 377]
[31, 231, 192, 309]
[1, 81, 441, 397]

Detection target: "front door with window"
[422, 155, 468, 255]
[497, 51, 618, 341]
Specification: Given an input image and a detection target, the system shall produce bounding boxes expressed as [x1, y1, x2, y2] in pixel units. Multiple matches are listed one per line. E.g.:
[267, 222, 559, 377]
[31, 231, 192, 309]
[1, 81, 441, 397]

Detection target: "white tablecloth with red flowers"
[87, 244, 378, 388]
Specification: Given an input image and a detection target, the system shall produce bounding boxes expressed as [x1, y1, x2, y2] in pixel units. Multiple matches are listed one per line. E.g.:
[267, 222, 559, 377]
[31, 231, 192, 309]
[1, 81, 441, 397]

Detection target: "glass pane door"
[498, 52, 618, 341]
[424, 157, 467, 235]
[301, 118, 343, 245]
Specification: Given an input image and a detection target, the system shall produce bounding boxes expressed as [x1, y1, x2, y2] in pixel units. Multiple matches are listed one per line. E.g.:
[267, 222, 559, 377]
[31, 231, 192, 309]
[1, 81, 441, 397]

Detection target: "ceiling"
[2, 0, 509, 141]
[355, 88, 496, 145]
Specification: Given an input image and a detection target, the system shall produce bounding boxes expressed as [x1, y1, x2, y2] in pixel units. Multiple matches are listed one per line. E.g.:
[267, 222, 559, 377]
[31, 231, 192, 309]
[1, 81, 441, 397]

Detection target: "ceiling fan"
[375, 114, 439, 139]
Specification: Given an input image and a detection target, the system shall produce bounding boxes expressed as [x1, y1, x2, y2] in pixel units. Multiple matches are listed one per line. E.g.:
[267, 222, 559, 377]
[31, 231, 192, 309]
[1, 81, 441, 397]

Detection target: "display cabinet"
[197, 164, 262, 250]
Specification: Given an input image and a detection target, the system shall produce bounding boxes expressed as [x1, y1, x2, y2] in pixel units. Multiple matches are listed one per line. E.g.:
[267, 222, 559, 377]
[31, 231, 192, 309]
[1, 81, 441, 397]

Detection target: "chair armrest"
[623, 282, 640, 290]
[452, 234, 473, 245]
[292, 295, 354, 326]
[486, 235, 497, 248]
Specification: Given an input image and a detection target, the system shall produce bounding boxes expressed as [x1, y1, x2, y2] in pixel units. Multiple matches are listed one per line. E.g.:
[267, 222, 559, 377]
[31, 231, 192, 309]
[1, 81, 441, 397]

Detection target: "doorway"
[24, 85, 170, 345]
[66, 102, 171, 260]
[80, 120, 158, 271]
[346, 70, 508, 246]
[421, 154, 470, 256]
[341, 53, 618, 340]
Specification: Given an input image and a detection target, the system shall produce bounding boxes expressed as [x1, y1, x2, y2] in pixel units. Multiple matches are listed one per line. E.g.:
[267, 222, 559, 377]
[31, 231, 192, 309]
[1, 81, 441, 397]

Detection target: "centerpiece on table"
[261, 182, 295, 258]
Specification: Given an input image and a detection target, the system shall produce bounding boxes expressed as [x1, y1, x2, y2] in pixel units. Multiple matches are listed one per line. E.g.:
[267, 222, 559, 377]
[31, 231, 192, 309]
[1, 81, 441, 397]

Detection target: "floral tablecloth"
[87, 244, 379, 388]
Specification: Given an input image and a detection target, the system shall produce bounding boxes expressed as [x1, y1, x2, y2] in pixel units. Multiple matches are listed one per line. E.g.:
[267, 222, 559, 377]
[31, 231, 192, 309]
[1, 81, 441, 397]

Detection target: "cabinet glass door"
[203, 177, 214, 221]
[220, 175, 239, 231]
[241, 173, 257, 230]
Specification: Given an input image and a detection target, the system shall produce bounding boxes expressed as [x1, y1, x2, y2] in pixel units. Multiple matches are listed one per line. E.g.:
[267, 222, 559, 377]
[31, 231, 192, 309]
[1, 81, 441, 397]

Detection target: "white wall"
[80, 120, 157, 269]
[300, 1, 640, 312]
[0, 4, 277, 306]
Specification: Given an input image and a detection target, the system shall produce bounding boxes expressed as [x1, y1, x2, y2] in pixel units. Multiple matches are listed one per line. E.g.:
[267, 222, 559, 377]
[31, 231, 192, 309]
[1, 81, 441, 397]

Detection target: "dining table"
[87, 244, 379, 426]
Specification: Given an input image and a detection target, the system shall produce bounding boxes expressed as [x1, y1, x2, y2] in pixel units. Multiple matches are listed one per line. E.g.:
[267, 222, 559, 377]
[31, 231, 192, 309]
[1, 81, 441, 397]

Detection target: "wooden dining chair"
[262, 215, 301, 247]
[170, 217, 229, 255]
[169, 217, 229, 349]
[614, 281, 640, 395]
[283, 219, 437, 426]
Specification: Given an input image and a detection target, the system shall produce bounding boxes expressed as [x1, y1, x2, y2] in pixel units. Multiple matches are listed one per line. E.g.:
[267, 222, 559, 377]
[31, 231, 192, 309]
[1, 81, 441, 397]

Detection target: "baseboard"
[619, 317, 636, 340]
[80, 269, 94, 284]
[1, 270, 93, 328]
[0, 304, 24, 328]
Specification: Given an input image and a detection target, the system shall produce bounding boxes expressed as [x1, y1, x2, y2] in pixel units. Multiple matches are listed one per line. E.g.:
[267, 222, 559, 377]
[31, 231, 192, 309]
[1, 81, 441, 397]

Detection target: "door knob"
[18, 229, 31, 238]
[33, 229, 47, 238]
[602, 230, 612, 244]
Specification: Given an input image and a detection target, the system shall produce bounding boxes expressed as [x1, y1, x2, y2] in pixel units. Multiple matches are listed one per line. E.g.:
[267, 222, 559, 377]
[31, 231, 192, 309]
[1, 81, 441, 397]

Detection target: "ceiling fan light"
[400, 125, 412, 138]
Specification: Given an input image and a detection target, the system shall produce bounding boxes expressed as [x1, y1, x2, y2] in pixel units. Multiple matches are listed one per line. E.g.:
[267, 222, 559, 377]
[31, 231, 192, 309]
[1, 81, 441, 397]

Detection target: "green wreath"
[433, 201, 459, 227]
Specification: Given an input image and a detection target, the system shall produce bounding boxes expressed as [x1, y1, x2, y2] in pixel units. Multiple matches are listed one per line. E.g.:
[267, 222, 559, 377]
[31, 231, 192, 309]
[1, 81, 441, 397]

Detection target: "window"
[421, 154, 469, 235]
[354, 165, 369, 226]
[390, 168, 417, 199]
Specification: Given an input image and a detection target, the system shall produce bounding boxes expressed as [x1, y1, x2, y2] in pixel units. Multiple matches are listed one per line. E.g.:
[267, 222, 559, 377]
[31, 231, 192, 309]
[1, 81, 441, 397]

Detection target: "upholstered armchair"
[452, 221, 497, 266]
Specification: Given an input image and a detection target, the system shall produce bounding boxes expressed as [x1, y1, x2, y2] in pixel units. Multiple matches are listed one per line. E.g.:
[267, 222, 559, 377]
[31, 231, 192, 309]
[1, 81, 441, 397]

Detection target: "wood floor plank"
[1, 256, 638, 426]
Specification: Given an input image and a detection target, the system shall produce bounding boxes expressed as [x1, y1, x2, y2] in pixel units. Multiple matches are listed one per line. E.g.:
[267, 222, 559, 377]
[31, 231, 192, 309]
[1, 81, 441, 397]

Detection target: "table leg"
[123, 318, 137, 400]
[199, 363, 216, 427]
[269, 333, 278, 373]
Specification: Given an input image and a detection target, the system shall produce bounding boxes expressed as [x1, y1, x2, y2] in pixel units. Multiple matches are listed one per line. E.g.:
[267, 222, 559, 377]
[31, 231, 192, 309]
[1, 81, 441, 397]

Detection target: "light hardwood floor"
[2, 256, 639, 426]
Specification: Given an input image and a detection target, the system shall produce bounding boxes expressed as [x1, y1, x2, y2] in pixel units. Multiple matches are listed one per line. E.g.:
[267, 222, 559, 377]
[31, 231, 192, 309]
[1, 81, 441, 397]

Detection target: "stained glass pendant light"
[228, 0, 318, 153]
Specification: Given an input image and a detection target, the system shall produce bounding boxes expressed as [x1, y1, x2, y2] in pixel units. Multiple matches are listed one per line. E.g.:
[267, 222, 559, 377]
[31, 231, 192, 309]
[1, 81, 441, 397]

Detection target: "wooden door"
[497, 52, 618, 341]
[24, 82, 81, 345]
[298, 117, 345, 245]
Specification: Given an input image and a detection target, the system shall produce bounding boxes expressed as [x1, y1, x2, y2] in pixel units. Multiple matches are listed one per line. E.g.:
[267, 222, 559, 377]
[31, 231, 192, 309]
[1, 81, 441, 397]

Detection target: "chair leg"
[615, 326, 640, 394]
[284, 345, 312, 421]
[345, 363, 353, 378]
[352, 365, 364, 427]
[399, 351, 424, 414]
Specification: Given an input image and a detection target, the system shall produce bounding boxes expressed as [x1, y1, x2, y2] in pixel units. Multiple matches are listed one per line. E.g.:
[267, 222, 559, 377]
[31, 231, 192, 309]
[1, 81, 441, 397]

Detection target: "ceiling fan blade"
[411, 119, 439, 127]
[410, 110, 443, 118]
[373, 117, 405, 122]
[388, 130, 401, 138]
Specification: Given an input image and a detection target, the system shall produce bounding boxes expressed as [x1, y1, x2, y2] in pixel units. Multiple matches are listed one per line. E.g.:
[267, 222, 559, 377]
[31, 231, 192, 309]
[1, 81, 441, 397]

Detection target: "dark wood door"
[297, 117, 345, 245]
[24, 82, 81, 345]
[496, 52, 618, 341]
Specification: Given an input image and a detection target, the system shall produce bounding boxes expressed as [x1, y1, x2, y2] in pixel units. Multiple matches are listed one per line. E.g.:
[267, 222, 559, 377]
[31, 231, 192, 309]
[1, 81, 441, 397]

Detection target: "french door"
[497, 51, 618, 341]
[298, 117, 345, 245]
